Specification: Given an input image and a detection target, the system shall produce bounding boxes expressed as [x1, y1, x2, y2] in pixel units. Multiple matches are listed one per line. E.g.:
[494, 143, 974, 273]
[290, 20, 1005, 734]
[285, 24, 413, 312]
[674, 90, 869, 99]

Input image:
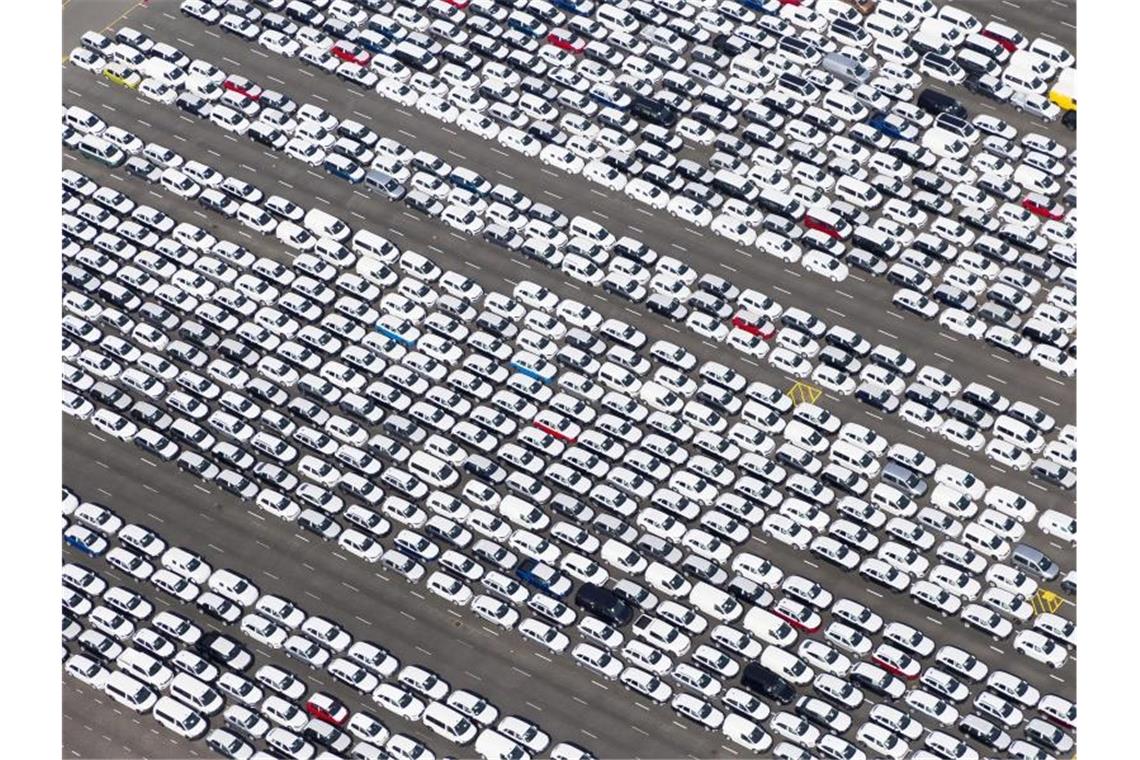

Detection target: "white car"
[801, 250, 848, 281]
[939, 308, 985, 339]
[539, 144, 585, 174]
[582, 160, 627, 191]
[1013, 629, 1068, 668]
[1038, 509, 1076, 544]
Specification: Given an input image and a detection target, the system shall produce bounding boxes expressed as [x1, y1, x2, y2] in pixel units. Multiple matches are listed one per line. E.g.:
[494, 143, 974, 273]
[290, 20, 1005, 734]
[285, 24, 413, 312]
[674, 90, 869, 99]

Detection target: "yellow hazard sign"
[786, 381, 823, 406]
[1031, 588, 1065, 615]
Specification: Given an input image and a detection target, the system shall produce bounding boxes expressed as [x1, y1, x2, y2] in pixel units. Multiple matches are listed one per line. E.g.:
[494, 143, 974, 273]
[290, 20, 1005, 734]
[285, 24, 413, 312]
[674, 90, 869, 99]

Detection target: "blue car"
[324, 155, 365, 184]
[552, 0, 594, 15]
[868, 112, 918, 141]
[63, 526, 108, 557]
[510, 361, 552, 384]
[516, 559, 573, 598]
[374, 319, 417, 348]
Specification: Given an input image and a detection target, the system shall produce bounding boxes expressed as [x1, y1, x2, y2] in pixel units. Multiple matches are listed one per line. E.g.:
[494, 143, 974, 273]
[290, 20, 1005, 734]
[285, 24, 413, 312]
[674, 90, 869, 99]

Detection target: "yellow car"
[103, 62, 141, 89]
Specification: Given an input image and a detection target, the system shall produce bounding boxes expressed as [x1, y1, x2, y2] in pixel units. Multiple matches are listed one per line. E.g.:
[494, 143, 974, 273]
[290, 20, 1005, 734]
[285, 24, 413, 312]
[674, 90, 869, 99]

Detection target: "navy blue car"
[516, 559, 573, 598]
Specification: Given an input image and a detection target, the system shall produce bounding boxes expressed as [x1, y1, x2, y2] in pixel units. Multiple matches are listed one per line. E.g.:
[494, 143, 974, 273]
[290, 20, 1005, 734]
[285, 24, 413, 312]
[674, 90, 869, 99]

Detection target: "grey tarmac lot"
[64, 681, 202, 759]
[63, 410, 1073, 760]
[59, 72, 1078, 562]
[63, 1, 1076, 425]
[64, 419, 729, 760]
[62, 1, 1077, 757]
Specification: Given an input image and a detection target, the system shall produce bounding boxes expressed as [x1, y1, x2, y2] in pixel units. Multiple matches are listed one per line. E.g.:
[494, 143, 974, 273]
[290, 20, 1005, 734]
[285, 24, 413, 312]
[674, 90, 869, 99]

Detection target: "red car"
[1022, 194, 1064, 221]
[980, 25, 1024, 53]
[802, 211, 849, 240]
[222, 74, 262, 101]
[533, 411, 579, 444]
[443, 0, 469, 6]
[331, 41, 370, 66]
[731, 311, 777, 339]
[872, 647, 921, 681]
[771, 599, 822, 634]
[305, 692, 349, 726]
[546, 28, 586, 54]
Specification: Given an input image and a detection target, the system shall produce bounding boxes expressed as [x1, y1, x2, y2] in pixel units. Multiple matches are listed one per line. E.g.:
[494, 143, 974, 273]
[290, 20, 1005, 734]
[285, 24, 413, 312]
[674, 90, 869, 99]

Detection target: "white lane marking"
[88, 432, 106, 442]
[934, 352, 955, 363]
[511, 666, 532, 678]
[985, 374, 1008, 385]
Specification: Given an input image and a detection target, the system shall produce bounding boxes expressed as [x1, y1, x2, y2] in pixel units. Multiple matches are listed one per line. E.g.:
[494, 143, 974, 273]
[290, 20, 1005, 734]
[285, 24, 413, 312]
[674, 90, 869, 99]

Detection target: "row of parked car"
[80, 0, 1077, 379]
[61, 135, 1075, 759]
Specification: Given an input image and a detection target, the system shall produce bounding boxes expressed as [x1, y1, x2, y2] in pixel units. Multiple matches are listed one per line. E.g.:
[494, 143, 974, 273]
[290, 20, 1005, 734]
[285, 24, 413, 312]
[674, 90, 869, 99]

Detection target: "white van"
[499, 495, 547, 530]
[152, 696, 208, 740]
[408, 450, 458, 489]
[104, 670, 158, 712]
[64, 105, 106, 134]
[873, 36, 918, 66]
[475, 728, 527, 760]
[689, 581, 740, 622]
[992, 415, 1044, 453]
[729, 55, 771, 86]
[868, 482, 916, 517]
[169, 672, 224, 715]
[422, 701, 478, 745]
[304, 207, 350, 241]
[596, 4, 637, 34]
[140, 57, 187, 88]
[568, 216, 616, 250]
[116, 647, 174, 689]
[760, 646, 812, 685]
[983, 486, 1037, 522]
[830, 440, 881, 478]
[835, 176, 883, 209]
[930, 483, 977, 519]
[78, 134, 126, 167]
[742, 607, 796, 647]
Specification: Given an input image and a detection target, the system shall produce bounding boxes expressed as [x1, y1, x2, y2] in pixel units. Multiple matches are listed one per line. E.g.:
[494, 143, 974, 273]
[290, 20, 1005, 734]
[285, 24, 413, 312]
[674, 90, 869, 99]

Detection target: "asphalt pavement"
[63, 411, 1074, 760]
[61, 1, 1078, 757]
[64, 418, 729, 759]
[63, 2, 1076, 421]
[59, 71, 1078, 561]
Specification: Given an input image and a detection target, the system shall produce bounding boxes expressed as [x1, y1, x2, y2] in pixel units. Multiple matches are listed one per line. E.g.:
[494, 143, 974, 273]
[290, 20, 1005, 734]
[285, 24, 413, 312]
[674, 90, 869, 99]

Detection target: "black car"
[124, 156, 161, 183]
[403, 190, 444, 218]
[959, 715, 1011, 751]
[195, 631, 253, 671]
[964, 74, 1011, 102]
[299, 508, 341, 541]
[741, 663, 795, 705]
[527, 121, 566, 146]
[483, 224, 523, 251]
[645, 294, 687, 321]
[727, 576, 771, 606]
[855, 383, 901, 413]
[175, 91, 211, 118]
[90, 381, 131, 412]
[130, 401, 172, 431]
[196, 593, 241, 625]
[1062, 109, 1076, 131]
